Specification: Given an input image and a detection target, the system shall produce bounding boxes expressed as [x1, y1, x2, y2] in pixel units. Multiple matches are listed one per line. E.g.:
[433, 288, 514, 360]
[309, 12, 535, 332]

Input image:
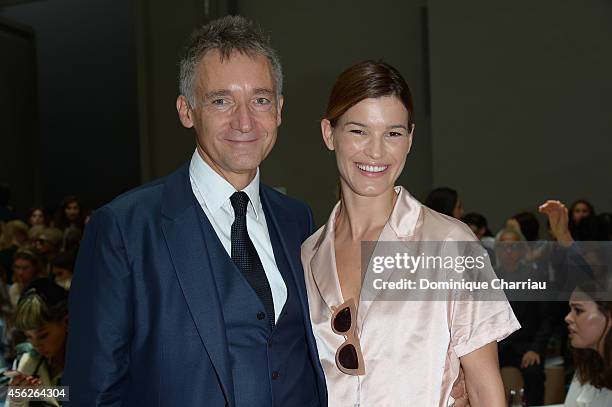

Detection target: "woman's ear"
[321, 119, 335, 151]
[406, 123, 415, 154]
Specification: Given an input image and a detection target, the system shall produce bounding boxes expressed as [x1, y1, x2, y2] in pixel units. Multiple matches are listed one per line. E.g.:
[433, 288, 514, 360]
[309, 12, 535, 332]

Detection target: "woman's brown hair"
[323, 60, 415, 127]
[572, 281, 612, 390]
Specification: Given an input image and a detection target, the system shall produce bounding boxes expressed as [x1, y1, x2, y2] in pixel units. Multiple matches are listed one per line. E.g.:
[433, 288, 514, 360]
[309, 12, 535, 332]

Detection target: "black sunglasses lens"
[333, 307, 352, 333]
[338, 344, 359, 370]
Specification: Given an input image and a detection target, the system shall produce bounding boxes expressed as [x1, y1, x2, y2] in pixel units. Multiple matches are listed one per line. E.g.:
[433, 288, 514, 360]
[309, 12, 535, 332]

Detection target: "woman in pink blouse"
[301, 61, 520, 406]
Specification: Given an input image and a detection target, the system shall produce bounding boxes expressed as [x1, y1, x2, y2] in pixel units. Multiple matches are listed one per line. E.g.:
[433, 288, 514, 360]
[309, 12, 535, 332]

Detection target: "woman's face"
[29, 209, 45, 226]
[24, 319, 67, 360]
[13, 258, 36, 285]
[321, 96, 412, 198]
[565, 290, 611, 354]
[495, 232, 524, 271]
[572, 203, 591, 224]
[64, 201, 80, 222]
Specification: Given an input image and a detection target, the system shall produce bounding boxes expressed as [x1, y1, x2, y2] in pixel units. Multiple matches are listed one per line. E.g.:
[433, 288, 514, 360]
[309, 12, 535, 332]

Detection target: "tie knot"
[230, 191, 250, 216]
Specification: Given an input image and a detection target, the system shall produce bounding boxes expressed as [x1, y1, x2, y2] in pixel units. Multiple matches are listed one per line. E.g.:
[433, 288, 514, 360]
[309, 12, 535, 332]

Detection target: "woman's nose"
[364, 135, 383, 159]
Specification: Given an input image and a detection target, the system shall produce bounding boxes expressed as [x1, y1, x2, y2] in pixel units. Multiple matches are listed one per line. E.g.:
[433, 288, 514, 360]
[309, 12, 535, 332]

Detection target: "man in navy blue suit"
[63, 15, 327, 406]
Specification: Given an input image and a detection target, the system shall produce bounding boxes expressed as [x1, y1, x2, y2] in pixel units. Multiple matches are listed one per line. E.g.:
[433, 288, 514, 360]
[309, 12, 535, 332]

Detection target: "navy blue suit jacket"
[63, 163, 327, 406]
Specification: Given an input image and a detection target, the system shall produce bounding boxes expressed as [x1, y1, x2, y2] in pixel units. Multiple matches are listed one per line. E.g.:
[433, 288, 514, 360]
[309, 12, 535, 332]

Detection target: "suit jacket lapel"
[161, 164, 235, 407]
[259, 187, 306, 310]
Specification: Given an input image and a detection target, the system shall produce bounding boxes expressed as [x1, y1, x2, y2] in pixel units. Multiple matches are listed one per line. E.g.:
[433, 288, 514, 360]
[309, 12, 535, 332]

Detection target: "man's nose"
[230, 103, 254, 133]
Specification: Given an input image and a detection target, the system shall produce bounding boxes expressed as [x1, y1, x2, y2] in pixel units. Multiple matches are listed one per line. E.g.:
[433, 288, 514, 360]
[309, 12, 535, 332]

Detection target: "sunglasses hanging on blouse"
[331, 297, 365, 375]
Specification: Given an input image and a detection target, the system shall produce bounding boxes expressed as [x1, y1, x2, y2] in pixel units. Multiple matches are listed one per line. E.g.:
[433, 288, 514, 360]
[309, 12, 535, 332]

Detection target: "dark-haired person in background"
[564, 281, 612, 406]
[26, 207, 47, 228]
[64, 15, 327, 406]
[52, 196, 83, 233]
[463, 212, 496, 265]
[425, 187, 463, 219]
[569, 199, 595, 230]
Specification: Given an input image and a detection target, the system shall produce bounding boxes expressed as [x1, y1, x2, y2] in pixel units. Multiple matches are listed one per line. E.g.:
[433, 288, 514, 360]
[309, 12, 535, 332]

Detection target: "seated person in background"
[569, 199, 595, 230]
[462, 212, 496, 265]
[495, 227, 554, 406]
[6, 278, 68, 407]
[26, 207, 47, 228]
[564, 281, 612, 407]
[9, 250, 45, 307]
[31, 228, 62, 275]
[50, 252, 74, 290]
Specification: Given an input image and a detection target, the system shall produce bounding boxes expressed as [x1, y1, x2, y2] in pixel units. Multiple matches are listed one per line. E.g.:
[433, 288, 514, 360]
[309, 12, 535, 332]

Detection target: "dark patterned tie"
[230, 191, 275, 329]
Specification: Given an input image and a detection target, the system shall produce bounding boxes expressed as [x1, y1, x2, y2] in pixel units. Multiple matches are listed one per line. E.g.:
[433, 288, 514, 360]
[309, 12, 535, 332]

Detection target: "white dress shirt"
[189, 150, 287, 322]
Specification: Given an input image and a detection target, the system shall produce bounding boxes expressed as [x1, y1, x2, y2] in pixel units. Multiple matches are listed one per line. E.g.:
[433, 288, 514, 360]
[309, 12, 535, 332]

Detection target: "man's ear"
[321, 119, 335, 151]
[276, 95, 284, 126]
[177, 95, 194, 128]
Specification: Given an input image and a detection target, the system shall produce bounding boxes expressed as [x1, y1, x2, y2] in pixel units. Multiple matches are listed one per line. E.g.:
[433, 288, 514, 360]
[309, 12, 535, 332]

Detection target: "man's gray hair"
[179, 15, 283, 107]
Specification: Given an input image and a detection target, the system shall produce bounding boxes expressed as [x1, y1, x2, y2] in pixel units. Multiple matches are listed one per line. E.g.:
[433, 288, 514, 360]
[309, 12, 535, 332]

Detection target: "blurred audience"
[495, 227, 553, 406]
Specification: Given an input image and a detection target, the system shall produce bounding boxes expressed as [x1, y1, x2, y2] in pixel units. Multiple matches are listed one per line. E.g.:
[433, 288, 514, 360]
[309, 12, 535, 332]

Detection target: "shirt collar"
[189, 149, 261, 219]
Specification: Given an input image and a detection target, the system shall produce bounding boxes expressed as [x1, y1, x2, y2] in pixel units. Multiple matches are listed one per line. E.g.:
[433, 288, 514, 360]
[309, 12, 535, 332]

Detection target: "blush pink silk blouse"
[301, 186, 520, 407]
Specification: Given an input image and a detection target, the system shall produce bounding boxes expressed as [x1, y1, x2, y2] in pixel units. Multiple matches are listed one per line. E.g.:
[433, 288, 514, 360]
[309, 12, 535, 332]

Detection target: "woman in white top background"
[540, 200, 611, 407]
[564, 282, 612, 407]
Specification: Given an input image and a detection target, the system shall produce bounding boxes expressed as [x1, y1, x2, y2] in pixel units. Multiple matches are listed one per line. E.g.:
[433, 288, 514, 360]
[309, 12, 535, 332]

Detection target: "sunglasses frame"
[331, 297, 365, 375]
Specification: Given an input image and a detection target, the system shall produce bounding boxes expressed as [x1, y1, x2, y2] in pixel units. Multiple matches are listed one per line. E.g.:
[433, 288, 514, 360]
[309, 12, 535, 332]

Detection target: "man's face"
[177, 50, 283, 188]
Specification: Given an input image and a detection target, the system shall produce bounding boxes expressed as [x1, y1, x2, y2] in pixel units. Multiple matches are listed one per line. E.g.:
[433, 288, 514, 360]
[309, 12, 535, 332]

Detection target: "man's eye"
[255, 97, 271, 105]
[388, 131, 404, 137]
[349, 129, 364, 135]
[211, 99, 228, 106]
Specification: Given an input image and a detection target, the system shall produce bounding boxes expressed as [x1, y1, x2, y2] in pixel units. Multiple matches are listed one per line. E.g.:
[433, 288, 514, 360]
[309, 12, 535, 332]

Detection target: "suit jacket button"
[257, 312, 265, 320]
[271, 371, 280, 380]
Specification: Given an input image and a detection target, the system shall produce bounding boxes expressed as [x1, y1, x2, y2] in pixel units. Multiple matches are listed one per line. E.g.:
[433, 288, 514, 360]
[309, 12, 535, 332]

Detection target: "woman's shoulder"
[420, 205, 477, 242]
[565, 374, 612, 407]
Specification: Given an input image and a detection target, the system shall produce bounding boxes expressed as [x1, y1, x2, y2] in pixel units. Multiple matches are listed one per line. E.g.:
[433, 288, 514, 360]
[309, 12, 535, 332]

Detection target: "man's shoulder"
[102, 163, 189, 219]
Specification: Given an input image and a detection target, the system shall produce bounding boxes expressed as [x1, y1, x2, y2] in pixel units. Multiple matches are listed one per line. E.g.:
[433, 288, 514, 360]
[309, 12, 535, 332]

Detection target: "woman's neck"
[336, 185, 397, 241]
[48, 347, 65, 375]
